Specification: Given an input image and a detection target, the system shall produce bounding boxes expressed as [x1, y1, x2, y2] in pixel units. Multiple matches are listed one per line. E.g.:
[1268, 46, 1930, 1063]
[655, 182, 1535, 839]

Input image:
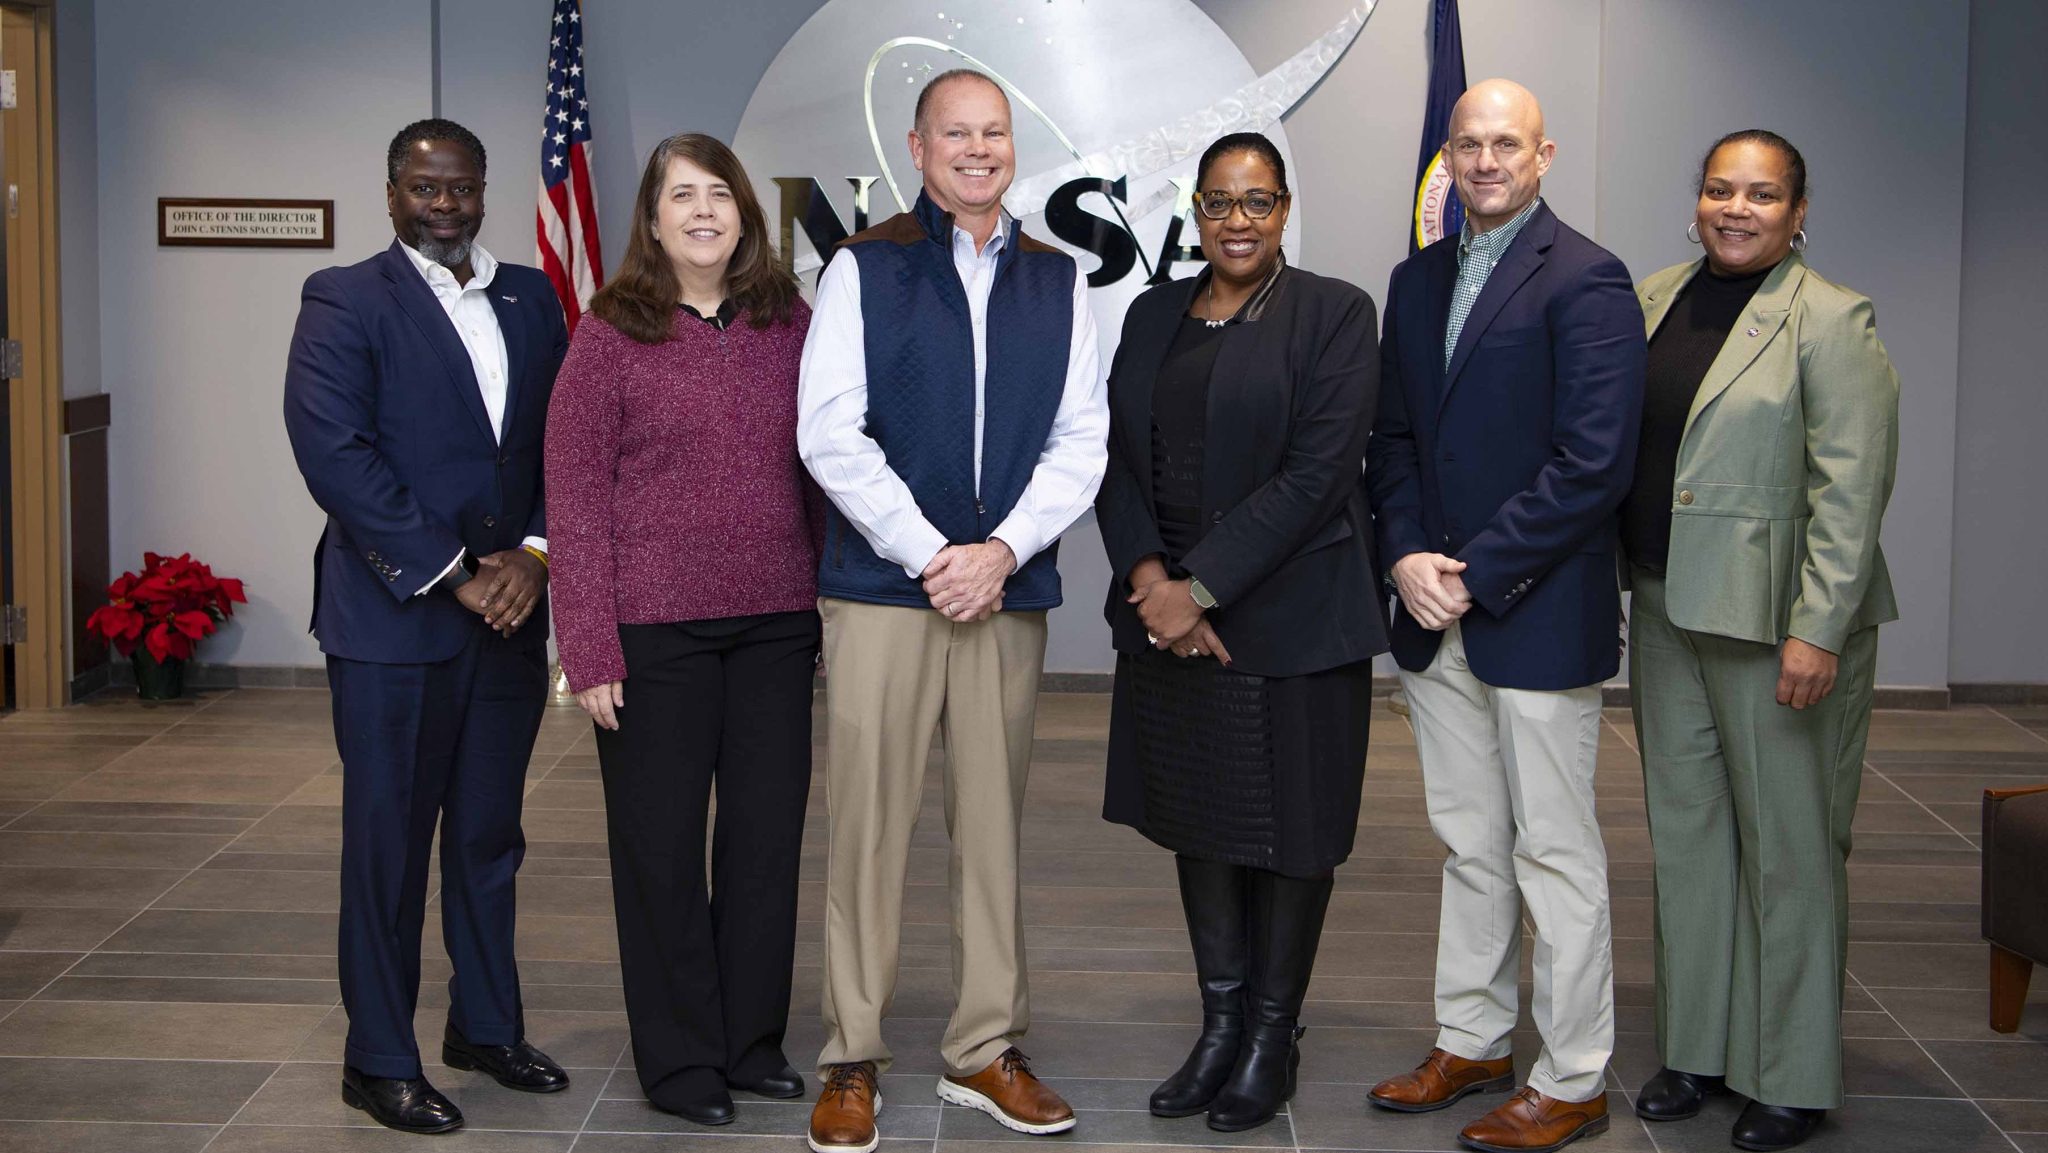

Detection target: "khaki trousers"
[1629, 569, 1877, 1109]
[1399, 621, 1615, 1104]
[814, 598, 1048, 1077]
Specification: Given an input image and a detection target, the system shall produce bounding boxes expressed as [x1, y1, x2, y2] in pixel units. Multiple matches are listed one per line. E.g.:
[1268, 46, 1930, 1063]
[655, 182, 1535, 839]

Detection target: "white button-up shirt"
[797, 217, 1108, 579]
[398, 240, 546, 594]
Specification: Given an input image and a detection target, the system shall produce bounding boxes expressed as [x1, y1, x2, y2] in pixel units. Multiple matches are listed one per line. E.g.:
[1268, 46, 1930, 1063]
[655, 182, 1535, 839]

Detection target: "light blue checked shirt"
[1444, 197, 1543, 369]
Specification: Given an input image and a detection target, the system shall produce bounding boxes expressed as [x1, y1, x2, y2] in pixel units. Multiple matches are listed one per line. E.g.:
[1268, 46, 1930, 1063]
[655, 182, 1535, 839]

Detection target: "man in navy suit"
[283, 119, 570, 1135]
[1363, 81, 1645, 1153]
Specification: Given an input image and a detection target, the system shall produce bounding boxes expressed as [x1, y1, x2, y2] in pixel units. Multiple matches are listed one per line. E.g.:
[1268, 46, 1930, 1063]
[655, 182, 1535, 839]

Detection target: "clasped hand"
[922, 540, 1014, 622]
[1391, 551, 1471, 631]
[1126, 558, 1232, 665]
[454, 549, 548, 636]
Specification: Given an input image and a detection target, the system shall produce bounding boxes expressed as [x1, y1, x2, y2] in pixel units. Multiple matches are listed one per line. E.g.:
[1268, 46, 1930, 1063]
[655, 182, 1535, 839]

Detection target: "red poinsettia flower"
[89, 552, 247, 662]
[171, 610, 216, 641]
[144, 620, 196, 663]
[85, 602, 147, 654]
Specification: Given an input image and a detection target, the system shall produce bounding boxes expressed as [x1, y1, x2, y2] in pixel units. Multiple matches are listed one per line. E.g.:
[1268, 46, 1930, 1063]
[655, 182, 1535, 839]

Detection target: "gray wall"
[56, 0, 99, 402]
[1950, 0, 2048, 686]
[67, 0, 2040, 685]
[1596, 2, 1969, 691]
[92, 0, 434, 664]
[439, 0, 825, 273]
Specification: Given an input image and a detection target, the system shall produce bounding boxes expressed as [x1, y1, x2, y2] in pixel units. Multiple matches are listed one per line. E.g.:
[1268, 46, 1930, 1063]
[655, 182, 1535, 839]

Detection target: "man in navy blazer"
[1363, 82, 1645, 1152]
[283, 119, 570, 1135]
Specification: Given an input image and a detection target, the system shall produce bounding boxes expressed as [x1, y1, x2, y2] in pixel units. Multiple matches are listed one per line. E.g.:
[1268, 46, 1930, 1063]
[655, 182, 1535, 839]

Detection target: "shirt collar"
[1457, 197, 1542, 268]
[399, 238, 497, 293]
[679, 298, 739, 329]
[952, 210, 1011, 261]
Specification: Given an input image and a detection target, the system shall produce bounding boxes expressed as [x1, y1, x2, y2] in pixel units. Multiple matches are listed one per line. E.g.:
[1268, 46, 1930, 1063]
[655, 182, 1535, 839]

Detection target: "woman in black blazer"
[1096, 132, 1385, 1134]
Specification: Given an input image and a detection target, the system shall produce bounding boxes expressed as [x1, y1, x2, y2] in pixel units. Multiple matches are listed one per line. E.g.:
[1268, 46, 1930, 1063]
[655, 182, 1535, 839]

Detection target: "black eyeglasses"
[1196, 189, 1288, 221]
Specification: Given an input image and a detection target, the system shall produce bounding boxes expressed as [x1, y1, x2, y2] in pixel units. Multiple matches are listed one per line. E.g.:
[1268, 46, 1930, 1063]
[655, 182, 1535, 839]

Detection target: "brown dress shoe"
[1368, 1047, 1516, 1113]
[936, 1047, 1077, 1135]
[1458, 1086, 1609, 1153]
[808, 1062, 882, 1153]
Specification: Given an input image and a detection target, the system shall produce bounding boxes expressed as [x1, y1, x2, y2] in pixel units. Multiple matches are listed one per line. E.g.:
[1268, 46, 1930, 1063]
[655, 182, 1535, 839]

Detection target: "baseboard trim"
[1594, 683, 1950, 710]
[1950, 683, 2048, 706]
[85, 661, 1979, 712]
[1039, 673, 1410, 696]
[68, 663, 112, 702]
[106, 661, 331, 691]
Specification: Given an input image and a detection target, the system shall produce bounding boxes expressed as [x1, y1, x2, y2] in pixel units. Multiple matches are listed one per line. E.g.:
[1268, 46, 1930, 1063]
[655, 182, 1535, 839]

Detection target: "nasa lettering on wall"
[736, 0, 1380, 361]
[158, 198, 334, 249]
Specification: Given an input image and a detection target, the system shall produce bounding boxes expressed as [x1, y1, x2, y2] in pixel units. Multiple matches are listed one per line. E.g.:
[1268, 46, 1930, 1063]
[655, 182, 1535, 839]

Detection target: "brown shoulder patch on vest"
[839, 212, 926, 250]
[1015, 231, 1064, 256]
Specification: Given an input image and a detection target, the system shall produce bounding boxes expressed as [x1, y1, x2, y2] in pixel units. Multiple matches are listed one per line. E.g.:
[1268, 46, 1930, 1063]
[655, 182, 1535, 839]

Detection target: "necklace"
[1202, 282, 1234, 329]
[1200, 255, 1287, 328]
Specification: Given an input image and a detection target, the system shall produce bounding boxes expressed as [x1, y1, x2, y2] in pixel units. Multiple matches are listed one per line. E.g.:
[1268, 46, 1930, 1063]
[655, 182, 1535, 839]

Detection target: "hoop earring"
[1790, 229, 1808, 253]
[1686, 221, 1702, 244]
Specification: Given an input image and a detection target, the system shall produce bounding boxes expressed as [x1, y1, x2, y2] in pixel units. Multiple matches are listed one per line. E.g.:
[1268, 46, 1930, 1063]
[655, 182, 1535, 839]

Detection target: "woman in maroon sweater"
[545, 133, 819, 1126]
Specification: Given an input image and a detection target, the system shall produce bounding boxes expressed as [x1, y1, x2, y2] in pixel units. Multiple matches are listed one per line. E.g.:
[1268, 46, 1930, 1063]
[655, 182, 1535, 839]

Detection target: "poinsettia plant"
[85, 552, 248, 663]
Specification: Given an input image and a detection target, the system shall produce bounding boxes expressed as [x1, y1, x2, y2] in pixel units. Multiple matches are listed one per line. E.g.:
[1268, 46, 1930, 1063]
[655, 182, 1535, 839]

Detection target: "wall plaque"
[158, 198, 334, 248]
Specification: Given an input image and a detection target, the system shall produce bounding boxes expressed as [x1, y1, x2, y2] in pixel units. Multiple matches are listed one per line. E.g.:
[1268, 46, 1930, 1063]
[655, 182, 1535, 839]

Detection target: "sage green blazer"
[1632, 254, 1899, 653]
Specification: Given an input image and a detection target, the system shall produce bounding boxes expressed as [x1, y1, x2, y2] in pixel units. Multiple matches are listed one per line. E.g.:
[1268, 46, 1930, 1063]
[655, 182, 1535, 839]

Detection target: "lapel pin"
[501, 294, 518, 304]
[1746, 327, 1760, 337]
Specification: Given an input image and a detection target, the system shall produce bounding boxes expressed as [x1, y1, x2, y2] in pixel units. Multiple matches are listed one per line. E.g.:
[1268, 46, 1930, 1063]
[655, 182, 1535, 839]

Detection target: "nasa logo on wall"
[734, 0, 1377, 359]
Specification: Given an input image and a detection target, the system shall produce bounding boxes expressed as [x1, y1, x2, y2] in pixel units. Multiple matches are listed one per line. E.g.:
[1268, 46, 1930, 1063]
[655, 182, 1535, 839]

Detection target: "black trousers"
[328, 633, 547, 1079]
[595, 610, 820, 1105]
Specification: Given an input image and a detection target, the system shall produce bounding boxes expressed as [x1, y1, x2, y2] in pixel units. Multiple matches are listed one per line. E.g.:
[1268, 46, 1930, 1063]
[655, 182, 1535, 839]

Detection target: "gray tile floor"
[0, 688, 2044, 1152]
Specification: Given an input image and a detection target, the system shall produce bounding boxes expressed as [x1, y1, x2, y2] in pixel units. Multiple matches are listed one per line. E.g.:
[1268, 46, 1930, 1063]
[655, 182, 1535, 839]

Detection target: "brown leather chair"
[1983, 783, 2048, 1032]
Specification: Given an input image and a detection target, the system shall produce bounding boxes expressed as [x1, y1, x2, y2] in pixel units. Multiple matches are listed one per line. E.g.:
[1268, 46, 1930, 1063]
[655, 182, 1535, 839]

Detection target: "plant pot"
[131, 650, 186, 701]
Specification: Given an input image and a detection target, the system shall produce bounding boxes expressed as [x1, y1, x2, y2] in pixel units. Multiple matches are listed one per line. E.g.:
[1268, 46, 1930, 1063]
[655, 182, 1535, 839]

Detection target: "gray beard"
[414, 231, 474, 269]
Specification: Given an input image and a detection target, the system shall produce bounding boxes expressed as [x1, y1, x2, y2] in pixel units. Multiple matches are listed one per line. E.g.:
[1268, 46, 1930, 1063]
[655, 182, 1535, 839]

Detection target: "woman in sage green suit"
[1619, 130, 1899, 1153]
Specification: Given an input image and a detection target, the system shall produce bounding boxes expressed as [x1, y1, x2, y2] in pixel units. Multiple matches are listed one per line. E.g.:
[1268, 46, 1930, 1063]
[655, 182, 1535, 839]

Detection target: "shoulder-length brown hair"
[589, 133, 799, 343]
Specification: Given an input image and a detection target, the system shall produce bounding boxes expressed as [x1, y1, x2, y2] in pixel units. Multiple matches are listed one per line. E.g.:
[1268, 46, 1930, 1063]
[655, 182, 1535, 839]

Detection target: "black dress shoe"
[341, 1066, 464, 1134]
[1634, 1067, 1725, 1121]
[650, 1085, 737, 1125]
[1732, 1101, 1825, 1151]
[731, 1064, 807, 1099]
[442, 1024, 570, 1093]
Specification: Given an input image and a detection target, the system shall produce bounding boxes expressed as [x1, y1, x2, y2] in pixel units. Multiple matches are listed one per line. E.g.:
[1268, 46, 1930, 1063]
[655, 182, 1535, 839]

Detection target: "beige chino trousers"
[814, 598, 1048, 1077]
[1399, 621, 1616, 1104]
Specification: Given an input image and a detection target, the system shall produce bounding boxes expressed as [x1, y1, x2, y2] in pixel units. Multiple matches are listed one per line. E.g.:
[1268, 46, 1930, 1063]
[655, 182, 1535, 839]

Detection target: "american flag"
[536, 0, 602, 332]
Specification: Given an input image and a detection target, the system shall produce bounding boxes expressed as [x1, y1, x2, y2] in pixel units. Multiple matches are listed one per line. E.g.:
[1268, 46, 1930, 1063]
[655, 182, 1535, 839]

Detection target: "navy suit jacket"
[1366, 203, 1646, 690]
[283, 241, 569, 664]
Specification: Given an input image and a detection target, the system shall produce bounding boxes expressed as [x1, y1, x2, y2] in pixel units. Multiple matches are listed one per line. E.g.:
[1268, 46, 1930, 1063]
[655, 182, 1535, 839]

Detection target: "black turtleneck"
[1620, 262, 1773, 572]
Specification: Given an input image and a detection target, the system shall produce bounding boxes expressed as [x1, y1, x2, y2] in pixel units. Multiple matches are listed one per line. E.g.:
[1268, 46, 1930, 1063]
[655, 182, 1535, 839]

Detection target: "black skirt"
[1104, 649, 1373, 877]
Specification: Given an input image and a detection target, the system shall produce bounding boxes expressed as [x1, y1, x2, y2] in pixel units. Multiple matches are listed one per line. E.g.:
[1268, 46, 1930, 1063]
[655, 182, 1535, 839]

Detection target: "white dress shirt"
[797, 218, 1108, 579]
[398, 240, 547, 595]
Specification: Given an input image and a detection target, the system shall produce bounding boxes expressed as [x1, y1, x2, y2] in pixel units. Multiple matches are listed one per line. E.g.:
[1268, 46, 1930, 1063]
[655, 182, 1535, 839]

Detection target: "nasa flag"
[1410, 0, 1467, 251]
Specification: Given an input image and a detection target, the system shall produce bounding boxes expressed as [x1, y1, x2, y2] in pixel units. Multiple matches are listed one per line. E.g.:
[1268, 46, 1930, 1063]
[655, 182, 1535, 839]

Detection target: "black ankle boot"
[1206, 1022, 1304, 1132]
[1152, 858, 1249, 1118]
[1205, 870, 1333, 1133]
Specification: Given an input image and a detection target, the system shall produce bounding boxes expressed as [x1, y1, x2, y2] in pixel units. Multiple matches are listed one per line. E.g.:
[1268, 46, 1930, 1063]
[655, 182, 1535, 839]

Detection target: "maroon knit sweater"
[544, 302, 820, 692]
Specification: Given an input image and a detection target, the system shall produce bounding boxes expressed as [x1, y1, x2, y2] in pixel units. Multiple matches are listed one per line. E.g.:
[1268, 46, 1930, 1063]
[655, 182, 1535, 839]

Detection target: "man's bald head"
[1449, 78, 1546, 144]
[1444, 78, 1555, 233]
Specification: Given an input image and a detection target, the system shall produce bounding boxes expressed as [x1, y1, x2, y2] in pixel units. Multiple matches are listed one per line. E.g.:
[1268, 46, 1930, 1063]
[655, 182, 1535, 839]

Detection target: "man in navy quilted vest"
[797, 68, 1107, 1153]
